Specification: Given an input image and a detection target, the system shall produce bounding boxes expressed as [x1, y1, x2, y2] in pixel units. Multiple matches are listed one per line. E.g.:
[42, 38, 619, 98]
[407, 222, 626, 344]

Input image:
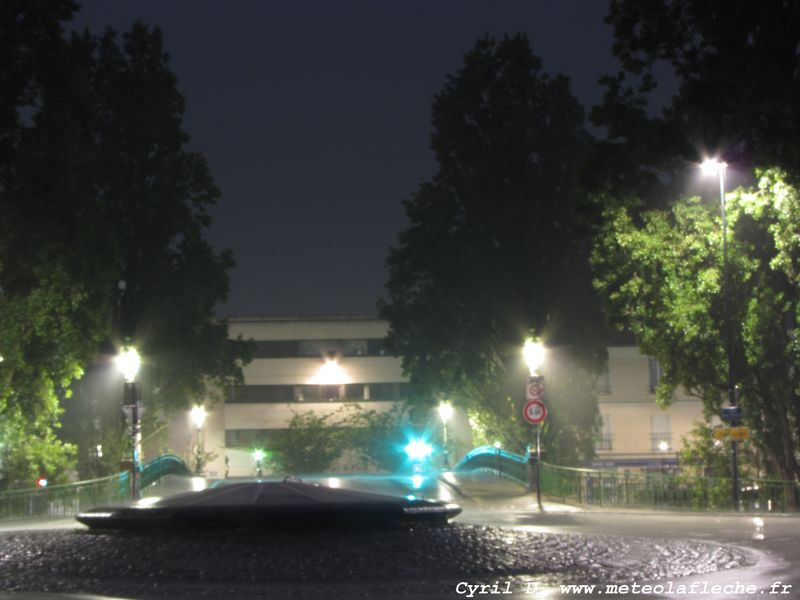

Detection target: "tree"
[0, 12, 251, 485]
[379, 35, 607, 464]
[592, 169, 800, 490]
[90, 23, 250, 411]
[264, 409, 351, 475]
[0, 1, 101, 487]
[592, 0, 800, 203]
[56, 23, 253, 475]
[345, 403, 428, 472]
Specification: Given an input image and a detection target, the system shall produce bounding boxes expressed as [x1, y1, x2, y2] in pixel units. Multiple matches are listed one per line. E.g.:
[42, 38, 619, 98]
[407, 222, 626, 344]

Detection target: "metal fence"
[455, 445, 799, 512]
[0, 454, 192, 521]
[454, 446, 529, 485]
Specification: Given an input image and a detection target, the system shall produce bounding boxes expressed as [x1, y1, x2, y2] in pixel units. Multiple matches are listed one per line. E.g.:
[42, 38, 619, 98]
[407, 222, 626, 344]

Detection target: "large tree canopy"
[592, 0, 800, 204]
[0, 9, 250, 485]
[380, 35, 607, 462]
[593, 169, 800, 485]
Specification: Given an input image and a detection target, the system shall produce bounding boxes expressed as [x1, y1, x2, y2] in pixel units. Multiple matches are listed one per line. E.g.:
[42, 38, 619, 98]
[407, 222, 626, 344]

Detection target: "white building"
[170, 317, 705, 477]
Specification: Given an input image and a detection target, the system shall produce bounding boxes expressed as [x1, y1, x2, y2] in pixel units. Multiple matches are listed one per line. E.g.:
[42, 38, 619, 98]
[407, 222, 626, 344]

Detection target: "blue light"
[404, 439, 433, 460]
[411, 474, 425, 489]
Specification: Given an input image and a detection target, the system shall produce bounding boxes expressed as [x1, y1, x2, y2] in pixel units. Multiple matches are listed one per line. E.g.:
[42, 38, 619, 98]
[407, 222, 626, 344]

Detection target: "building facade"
[170, 317, 705, 477]
[593, 347, 704, 470]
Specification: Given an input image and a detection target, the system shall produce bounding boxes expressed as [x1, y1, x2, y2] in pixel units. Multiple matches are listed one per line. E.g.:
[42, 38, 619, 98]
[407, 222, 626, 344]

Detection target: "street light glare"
[115, 347, 141, 383]
[404, 439, 433, 460]
[700, 158, 727, 175]
[437, 401, 453, 424]
[190, 405, 208, 429]
[523, 338, 545, 376]
[307, 359, 351, 385]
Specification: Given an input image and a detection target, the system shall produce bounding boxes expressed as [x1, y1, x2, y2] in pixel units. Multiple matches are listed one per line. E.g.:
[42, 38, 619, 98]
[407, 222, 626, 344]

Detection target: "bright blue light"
[411, 474, 425, 489]
[404, 439, 433, 460]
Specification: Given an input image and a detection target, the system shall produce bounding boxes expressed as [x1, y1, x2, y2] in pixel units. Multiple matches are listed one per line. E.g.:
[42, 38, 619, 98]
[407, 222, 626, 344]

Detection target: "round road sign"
[522, 399, 547, 424]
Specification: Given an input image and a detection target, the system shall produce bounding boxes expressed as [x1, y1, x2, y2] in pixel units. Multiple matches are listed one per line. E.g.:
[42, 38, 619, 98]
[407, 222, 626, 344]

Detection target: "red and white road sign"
[526, 376, 544, 401]
[523, 399, 547, 424]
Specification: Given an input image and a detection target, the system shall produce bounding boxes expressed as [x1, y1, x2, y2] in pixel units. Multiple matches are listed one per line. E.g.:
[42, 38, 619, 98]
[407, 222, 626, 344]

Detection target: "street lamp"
[701, 157, 740, 511]
[253, 449, 265, 478]
[523, 339, 545, 376]
[437, 401, 453, 468]
[190, 405, 207, 476]
[523, 338, 546, 511]
[115, 346, 142, 500]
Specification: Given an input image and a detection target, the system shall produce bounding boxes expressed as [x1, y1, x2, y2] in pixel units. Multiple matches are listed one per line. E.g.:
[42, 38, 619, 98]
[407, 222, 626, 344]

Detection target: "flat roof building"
[168, 317, 704, 478]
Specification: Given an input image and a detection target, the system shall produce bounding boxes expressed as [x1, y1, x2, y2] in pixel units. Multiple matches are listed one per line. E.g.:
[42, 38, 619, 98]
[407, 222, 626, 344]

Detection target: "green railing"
[0, 454, 191, 521]
[541, 463, 798, 512]
[454, 446, 529, 485]
[455, 446, 799, 512]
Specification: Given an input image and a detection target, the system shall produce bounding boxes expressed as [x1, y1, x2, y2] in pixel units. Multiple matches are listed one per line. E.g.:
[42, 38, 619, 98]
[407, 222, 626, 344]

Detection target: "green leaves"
[0, 13, 248, 485]
[381, 34, 605, 465]
[593, 169, 800, 482]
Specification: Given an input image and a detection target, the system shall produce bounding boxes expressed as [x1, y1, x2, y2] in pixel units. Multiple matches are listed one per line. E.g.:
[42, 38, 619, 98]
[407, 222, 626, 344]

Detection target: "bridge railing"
[453, 445, 529, 486]
[454, 446, 798, 512]
[0, 454, 191, 521]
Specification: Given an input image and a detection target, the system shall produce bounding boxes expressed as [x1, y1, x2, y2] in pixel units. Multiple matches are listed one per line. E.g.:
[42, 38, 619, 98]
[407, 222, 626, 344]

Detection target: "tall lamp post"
[702, 158, 740, 511]
[523, 338, 546, 511]
[190, 405, 208, 476]
[437, 401, 453, 468]
[115, 347, 142, 501]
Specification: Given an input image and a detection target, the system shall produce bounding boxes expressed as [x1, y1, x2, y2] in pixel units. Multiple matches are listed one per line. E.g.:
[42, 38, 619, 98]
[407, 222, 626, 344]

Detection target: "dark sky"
[73, 1, 619, 318]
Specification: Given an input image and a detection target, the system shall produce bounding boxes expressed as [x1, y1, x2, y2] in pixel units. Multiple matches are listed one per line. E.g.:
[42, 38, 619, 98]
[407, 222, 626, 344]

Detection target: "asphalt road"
[0, 473, 796, 600]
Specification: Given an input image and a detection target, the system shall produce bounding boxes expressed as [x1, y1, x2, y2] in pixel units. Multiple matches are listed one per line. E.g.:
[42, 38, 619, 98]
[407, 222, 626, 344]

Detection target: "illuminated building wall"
[176, 318, 704, 477]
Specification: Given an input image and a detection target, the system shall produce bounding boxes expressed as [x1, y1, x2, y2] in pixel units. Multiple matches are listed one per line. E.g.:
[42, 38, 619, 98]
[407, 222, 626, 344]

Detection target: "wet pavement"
[0, 473, 796, 599]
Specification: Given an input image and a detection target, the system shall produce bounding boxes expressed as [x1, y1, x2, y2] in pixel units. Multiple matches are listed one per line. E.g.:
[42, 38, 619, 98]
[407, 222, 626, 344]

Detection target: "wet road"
[0, 473, 796, 599]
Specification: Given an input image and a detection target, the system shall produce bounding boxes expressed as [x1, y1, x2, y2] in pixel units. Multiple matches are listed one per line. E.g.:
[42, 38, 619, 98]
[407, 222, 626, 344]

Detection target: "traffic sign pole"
[523, 377, 546, 511]
[535, 423, 542, 511]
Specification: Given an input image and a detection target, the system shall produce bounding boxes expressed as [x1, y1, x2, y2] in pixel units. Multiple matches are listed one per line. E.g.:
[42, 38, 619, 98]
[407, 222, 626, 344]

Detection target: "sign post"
[523, 376, 547, 510]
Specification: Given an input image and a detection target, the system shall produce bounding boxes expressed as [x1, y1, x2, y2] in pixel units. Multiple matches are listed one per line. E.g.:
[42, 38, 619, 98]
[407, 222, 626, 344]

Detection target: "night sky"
[73, 1, 619, 318]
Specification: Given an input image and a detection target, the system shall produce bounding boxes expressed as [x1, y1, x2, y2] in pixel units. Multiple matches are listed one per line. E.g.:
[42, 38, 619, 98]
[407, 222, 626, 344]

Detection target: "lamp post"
[437, 401, 453, 468]
[702, 158, 740, 511]
[523, 338, 546, 511]
[190, 405, 208, 476]
[115, 347, 142, 500]
[253, 449, 265, 478]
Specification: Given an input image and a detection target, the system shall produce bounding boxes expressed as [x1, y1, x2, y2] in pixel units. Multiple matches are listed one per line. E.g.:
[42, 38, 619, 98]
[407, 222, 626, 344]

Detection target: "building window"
[252, 340, 299, 358]
[596, 414, 613, 450]
[367, 339, 387, 356]
[227, 385, 295, 403]
[250, 339, 388, 358]
[648, 357, 662, 393]
[367, 382, 409, 401]
[298, 339, 368, 357]
[650, 414, 672, 451]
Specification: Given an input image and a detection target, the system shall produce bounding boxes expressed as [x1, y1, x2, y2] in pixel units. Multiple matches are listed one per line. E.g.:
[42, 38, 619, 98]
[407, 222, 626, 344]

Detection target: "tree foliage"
[379, 35, 606, 463]
[262, 404, 427, 474]
[0, 7, 250, 485]
[592, 0, 800, 203]
[593, 169, 800, 484]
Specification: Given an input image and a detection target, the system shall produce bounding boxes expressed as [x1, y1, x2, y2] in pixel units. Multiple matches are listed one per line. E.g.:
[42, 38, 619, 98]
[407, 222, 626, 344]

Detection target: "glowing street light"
[523, 339, 545, 376]
[701, 157, 740, 511]
[116, 346, 142, 500]
[190, 405, 207, 429]
[404, 439, 433, 461]
[190, 405, 208, 476]
[523, 337, 546, 511]
[437, 402, 453, 468]
[253, 449, 265, 477]
[115, 347, 141, 383]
